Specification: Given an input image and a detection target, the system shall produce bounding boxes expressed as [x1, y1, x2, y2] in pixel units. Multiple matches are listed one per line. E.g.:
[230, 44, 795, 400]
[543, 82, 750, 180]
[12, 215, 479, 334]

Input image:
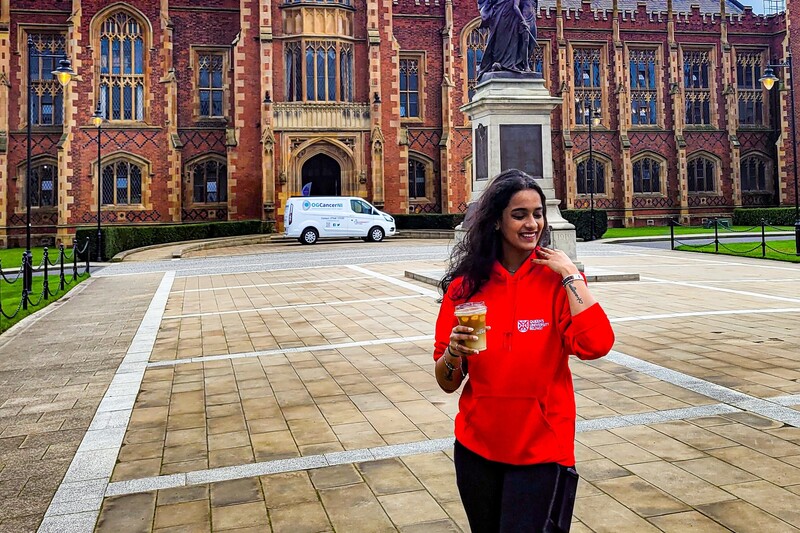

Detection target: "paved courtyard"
[2, 238, 800, 532]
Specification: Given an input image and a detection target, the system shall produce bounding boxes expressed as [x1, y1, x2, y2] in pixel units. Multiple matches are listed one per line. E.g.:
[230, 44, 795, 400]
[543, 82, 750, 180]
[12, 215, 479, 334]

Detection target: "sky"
[738, 1, 770, 14]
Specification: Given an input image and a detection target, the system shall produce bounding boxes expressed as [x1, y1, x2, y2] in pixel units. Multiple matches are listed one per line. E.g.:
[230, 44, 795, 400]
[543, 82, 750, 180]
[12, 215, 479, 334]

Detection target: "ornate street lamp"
[25, 37, 74, 292]
[760, 55, 800, 256]
[581, 90, 602, 241]
[92, 104, 104, 262]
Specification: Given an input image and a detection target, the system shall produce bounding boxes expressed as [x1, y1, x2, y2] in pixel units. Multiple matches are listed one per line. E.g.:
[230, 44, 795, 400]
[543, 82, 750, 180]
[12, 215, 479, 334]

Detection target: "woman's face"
[498, 189, 545, 260]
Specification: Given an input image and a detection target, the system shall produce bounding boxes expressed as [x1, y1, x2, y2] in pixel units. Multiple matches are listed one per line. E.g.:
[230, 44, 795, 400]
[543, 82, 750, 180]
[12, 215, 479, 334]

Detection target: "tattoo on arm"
[444, 366, 454, 381]
[568, 282, 584, 304]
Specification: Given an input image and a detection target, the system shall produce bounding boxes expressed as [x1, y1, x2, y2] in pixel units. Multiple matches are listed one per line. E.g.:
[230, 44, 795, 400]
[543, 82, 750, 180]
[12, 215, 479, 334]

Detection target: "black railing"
[668, 218, 797, 258]
[0, 238, 91, 321]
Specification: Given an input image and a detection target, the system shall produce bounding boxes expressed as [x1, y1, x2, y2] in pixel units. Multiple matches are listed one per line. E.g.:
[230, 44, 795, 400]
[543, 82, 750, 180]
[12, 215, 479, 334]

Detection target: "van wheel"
[300, 227, 319, 245]
[367, 226, 385, 242]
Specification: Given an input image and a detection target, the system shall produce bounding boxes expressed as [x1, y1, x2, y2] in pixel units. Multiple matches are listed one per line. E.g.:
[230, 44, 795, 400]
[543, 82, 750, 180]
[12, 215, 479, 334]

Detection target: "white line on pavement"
[610, 307, 800, 323]
[102, 402, 741, 498]
[162, 294, 426, 319]
[347, 265, 440, 298]
[641, 276, 800, 304]
[38, 271, 176, 533]
[147, 334, 435, 368]
[606, 350, 800, 428]
[175, 275, 373, 293]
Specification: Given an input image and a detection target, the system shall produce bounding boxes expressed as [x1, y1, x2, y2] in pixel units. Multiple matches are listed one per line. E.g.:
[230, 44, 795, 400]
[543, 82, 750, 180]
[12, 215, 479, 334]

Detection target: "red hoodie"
[434, 258, 615, 466]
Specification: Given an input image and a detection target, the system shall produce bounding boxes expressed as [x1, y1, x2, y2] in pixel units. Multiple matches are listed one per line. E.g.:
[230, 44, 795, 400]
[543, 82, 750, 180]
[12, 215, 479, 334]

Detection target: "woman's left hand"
[531, 246, 579, 277]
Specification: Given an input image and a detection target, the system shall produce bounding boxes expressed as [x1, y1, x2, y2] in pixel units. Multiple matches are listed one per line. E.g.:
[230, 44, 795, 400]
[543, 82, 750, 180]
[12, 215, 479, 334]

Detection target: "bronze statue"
[477, 0, 538, 81]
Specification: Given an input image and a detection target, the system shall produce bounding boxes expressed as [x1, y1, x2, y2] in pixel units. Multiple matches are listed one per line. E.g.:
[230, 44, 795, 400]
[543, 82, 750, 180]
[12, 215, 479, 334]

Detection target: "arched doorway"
[302, 154, 341, 196]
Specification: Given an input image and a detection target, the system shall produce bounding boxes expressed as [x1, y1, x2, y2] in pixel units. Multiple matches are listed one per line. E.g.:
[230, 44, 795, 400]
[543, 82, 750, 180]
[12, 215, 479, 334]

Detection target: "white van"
[284, 196, 397, 245]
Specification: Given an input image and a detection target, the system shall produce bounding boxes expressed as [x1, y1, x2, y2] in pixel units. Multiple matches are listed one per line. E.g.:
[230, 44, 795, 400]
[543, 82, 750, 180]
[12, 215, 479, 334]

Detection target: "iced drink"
[455, 302, 487, 351]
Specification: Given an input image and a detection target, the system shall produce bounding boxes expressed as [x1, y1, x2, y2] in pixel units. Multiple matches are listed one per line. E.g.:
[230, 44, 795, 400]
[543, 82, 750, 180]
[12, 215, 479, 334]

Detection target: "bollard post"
[72, 241, 78, 280]
[714, 218, 719, 253]
[43, 248, 49, 300]
[762, 219, 767, 258]
[21, 252, 28, 311]
[669, 218, 675, 250]
[59, 244, 65, 291]
[85, 237, 90, 274]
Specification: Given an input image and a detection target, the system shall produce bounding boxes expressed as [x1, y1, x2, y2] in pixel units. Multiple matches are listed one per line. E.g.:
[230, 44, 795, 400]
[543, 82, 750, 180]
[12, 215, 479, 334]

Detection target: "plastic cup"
[454, 302, 487, 351]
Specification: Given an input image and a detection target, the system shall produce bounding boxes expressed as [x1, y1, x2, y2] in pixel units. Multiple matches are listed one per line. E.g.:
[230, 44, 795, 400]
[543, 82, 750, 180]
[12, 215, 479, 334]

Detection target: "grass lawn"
[0, 273, 90, 333]
[0, 246, 79, 270]
[676, 240, 800, 263]
[602, 225, 794, 239]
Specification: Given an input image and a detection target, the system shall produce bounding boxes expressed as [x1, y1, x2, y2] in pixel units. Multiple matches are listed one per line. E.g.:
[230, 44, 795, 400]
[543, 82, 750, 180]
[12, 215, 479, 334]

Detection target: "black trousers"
[454, 440, 575, 533]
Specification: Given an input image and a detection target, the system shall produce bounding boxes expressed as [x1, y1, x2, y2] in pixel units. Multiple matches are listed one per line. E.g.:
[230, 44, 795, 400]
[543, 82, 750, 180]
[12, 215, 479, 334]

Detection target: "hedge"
[733, 207, 796, 227]
[392, 214, 465, 230]
[561, 209, 608, 241]
[76, 220, 272, 261]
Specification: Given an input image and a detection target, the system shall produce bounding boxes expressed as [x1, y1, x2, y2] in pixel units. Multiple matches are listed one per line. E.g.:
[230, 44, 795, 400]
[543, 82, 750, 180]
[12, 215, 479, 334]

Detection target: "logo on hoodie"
[518, 319, 549, 333]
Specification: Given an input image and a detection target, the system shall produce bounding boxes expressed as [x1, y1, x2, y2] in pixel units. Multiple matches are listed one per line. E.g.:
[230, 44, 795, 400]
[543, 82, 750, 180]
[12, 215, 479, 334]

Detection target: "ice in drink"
[454, 302, 487, 351]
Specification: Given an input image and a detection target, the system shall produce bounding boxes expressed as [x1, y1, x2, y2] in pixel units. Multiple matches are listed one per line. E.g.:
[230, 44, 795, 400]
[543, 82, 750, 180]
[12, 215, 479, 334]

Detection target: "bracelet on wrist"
[447, 345, 460, 358]
[443, 356, 461, 374]
[561, 273, 585, 288]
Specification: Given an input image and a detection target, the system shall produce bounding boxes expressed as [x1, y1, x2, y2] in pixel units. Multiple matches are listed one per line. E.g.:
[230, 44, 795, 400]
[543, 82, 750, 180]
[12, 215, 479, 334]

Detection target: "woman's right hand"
[449, 325, 480, 356]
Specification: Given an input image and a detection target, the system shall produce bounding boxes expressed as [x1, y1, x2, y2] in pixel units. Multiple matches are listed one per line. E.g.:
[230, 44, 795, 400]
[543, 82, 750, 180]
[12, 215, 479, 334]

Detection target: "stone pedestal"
[456, 75, 578, 263]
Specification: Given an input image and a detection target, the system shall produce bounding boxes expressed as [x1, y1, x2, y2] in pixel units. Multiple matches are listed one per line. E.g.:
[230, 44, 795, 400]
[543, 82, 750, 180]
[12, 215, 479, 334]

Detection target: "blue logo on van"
[302, 200, 311, 211]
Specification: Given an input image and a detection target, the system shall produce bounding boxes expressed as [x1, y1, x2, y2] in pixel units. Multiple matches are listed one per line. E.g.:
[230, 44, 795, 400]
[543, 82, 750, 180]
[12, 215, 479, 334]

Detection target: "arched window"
[190, 158, 228, 203]
[29, 161, 57, 207]
[576, 157, 606, 195]
[741, 155, 769, 192]
[633, 157, 662, 194]
[466, 27, 488, 102]
[464, 25, 545, 102]
[102, 160, 143, 205]
[98, 11, 146, 121]
[687, 156, 716, 193]
[409, 158, 426, 199]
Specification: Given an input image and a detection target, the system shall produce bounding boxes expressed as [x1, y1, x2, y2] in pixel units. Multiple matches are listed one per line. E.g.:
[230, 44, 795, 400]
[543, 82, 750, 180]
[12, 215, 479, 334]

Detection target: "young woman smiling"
[433, 169, 615, 532]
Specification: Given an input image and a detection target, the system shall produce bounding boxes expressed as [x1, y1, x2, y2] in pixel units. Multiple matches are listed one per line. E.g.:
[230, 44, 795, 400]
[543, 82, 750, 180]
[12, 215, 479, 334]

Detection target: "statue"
[477, 0, 538, 81]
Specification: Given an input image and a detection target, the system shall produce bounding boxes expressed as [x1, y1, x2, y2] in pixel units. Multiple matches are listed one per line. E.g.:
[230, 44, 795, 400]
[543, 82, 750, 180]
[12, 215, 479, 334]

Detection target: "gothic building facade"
[0, 0, 791, 246]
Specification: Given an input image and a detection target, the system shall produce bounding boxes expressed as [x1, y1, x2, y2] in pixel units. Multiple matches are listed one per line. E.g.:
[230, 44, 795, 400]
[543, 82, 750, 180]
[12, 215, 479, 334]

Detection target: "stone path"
[2, 239, 800, 532]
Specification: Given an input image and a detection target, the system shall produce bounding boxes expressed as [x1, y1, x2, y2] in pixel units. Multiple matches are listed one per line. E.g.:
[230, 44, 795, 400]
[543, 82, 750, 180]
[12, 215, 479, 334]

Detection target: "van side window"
[350, 199, 364, 214]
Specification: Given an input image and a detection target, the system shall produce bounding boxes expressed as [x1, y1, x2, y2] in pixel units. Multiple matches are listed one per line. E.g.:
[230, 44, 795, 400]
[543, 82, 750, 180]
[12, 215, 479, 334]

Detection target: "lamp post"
[92, 105, 103, 262]
[25, 36, 74, 292]
[582, 94, 602, 241]
[760, 54, 800, 256]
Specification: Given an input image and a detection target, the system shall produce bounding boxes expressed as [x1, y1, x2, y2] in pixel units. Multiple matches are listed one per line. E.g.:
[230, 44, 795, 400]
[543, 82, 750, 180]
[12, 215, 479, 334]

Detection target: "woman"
[433, 169, 614, 532]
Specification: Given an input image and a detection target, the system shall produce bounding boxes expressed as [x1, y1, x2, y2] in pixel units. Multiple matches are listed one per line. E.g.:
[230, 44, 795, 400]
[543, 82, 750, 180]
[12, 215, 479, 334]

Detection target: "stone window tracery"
[400, 57, 420, 119]
[29, 161, 57, 208]
[632, 157, 662, 194]
[687, 156, 716, 193]
[629, 49, 658, 126]
[198, 54, 224, 118]
[284, 40, 353, 102]
[28, 33, 66, 126]
[408, 158, 426, 199]
[741, 154, 769, 192]
[683, 50, 712, 126]
[190, 157, 228, 204]
[573, 47, 603, 126]
[98, 11, 146, 121]
[102, 160, 143, 205]
[737, 50, 766, 127]
[575, 155, 607, 195]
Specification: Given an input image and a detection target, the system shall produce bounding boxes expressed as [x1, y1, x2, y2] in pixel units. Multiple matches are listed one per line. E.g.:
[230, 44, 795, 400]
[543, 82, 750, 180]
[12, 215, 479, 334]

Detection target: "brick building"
[0, 0, 791, 246]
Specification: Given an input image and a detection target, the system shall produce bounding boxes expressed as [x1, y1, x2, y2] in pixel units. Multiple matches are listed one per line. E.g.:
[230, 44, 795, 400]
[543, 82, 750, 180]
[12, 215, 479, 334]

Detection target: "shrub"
[733, 207, 796, 227]
[561, 209, 608, 241]
[392, 214, 465, 230]
[76, 220, 272, 261]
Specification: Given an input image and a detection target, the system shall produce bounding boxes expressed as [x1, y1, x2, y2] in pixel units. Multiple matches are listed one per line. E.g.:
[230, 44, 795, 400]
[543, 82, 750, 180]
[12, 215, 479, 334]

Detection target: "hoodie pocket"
[464, 396, 558, 462]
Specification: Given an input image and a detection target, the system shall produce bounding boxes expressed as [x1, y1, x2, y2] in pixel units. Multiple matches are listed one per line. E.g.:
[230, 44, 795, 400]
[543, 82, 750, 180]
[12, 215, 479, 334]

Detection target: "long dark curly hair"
[440, 169, 547, 301]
